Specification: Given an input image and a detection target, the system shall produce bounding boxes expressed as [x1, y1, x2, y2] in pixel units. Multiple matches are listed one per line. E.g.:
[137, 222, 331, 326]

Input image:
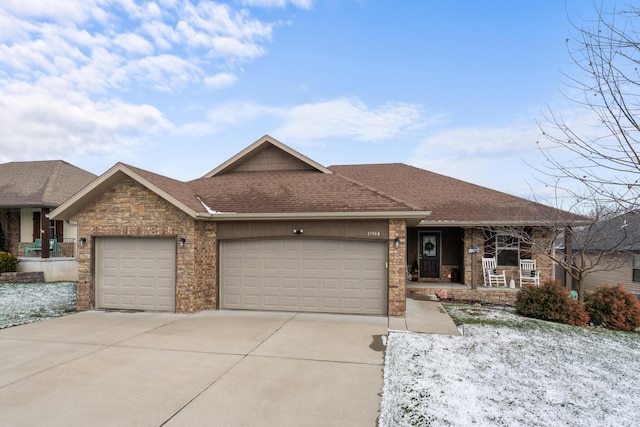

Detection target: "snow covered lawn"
[0, 282, 76, 329]
[380, 305, 640, 426]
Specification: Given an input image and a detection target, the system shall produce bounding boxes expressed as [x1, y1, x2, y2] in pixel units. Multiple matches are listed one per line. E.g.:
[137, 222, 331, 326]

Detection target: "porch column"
[388, 219, 407, 316]
[41, 208, 50, 258]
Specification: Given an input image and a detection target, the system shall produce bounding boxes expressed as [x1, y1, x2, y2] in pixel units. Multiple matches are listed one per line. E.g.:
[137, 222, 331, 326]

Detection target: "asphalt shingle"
[0, 161, 96, 207]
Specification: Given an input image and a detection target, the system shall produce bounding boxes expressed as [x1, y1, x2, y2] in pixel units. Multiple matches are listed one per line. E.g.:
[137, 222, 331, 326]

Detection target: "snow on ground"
[380, 305, 640, 427]
[0, 282, 76, 329]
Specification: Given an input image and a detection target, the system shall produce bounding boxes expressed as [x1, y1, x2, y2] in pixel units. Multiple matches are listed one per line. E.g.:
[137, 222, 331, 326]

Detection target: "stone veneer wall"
[388, 219, 407, 316]
[408, 286, 519, 306]
[463, 227, 556, 287]
[5, 209, 20, 255]
[76, 178, 215, 313]
[0, 271, 45, 283]
[193, 220, 217, 311]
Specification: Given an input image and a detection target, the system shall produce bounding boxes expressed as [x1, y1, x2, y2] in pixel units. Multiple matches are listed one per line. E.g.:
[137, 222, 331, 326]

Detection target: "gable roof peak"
[202, 135, 333, 178]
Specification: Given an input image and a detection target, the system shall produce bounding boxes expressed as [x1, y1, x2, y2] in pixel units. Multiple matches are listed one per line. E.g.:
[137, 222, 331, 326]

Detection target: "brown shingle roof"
[0, 160, 96, 208]
[330, 163, 583, 225]
[189, 169, 417, 213]
[49, 138, 584, 225]
[123, 164, 204, 213]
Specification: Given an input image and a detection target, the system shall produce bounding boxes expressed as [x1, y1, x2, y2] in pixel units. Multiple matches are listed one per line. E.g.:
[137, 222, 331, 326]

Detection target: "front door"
[420, 233, 440, 279]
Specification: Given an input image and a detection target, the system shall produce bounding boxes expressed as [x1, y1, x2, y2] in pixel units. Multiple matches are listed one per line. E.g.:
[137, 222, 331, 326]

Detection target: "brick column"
[388, 219, 407, 316]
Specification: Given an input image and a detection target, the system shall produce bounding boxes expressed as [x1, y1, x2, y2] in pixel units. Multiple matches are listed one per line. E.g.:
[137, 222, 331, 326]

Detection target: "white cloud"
[1, 0, 102, 24]
[174, 101, 277, 137]
[141, 20, 179, 51]
[182, 98, 431, 143]
[0, 0, 290, 164]
[178, 2, 272, 59]
[274, 98, 428, 143]
[204, 72, 237, 89]
[206, 101, 279, 125]
[414, 125, 540, 159]
[0, 82, 171, 163]
[409, 124, 544, 197]
[0, 1, 278, 95]
[241, 0, 314, 9]
[125, 54, 202, 91]
[113, 33, 155, 57]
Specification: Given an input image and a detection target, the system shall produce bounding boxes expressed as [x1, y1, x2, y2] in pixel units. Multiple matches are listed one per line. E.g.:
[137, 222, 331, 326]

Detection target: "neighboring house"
[573, 212, 640, 299]
[50, 135, 583, 315]
[0, 160, 97, 258]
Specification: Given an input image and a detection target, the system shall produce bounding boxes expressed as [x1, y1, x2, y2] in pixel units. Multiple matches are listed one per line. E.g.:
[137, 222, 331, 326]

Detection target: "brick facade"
[388, 219, 407, 316]
[5, 209, 20, 255]
[72, 177, 559, 318]
[73, 177, 406, 316]
[76, 178, 216, 314]
[463, 227, 554, 288]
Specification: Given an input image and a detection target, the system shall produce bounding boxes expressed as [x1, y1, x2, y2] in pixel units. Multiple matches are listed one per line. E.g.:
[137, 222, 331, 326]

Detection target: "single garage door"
[220, 239, 387, 315]
[96, 237, 176, 312]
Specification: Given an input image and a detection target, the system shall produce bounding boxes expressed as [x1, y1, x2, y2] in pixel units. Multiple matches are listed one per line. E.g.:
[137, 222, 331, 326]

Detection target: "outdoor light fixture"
[293, 229, 304, 235]
[394, 237, 400, 248]
[178, 237, 186, 247]
[79, 237, 87, 248]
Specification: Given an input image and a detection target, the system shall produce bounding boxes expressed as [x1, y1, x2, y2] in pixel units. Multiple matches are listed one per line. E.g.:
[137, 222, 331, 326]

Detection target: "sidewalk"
[389, 297, 461, 335]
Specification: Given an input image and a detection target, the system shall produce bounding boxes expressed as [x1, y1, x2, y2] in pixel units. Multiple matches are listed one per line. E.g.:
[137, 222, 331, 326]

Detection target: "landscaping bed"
[0, 282, 76, 329]
[380, 304, 640, 426]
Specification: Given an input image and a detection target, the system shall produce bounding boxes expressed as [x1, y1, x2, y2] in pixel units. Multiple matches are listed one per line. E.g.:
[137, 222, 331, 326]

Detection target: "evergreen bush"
[585, 285, 640, 331]
[515, 280, 588, 326]
[0, 251, 20, 273]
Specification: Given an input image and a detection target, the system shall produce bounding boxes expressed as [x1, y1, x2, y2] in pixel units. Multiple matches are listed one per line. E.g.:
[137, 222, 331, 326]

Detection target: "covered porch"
[405, 225, 554, 288]
[2, 207, 79, 258]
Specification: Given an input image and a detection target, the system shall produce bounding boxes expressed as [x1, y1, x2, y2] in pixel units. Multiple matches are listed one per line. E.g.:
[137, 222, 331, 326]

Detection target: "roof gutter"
[418, 218, 592, 227]
[195, 210, 432, 221]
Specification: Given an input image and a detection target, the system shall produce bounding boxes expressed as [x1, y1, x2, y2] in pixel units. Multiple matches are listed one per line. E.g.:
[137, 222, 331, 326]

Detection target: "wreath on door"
[424, 241, 435, 253]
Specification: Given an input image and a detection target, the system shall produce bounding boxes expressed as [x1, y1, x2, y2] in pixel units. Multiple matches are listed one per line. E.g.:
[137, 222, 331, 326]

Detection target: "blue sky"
[0, 0, 617, 204]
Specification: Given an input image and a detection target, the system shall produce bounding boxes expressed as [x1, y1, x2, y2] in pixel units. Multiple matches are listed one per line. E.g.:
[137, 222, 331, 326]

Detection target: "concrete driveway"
[0, 310, 388, 426]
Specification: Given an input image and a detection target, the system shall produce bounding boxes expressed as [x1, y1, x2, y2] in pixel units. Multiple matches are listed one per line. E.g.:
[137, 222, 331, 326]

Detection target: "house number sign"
[367, 231, 381, 237]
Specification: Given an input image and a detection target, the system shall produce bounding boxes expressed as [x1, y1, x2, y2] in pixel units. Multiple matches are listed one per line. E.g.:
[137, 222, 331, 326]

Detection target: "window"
[496, 234, 519, 266]
[483, 228, 531, 266]
[633, 255, 640, 282]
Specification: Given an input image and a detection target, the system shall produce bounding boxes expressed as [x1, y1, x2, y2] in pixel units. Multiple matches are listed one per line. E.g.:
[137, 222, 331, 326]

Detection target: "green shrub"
[515, 280, 589, 326]
[584, 285, 640, 331]
[0, 251, 20, 273]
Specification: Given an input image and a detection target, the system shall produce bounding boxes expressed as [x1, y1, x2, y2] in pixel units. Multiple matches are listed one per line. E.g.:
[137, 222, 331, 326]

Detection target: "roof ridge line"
[41, 160, 63, 204]
[331, 170, 424, 211]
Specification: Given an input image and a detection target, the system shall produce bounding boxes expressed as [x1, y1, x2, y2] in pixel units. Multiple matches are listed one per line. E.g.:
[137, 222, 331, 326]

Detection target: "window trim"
[633, 255, 640, 282]
[496, 233, 520, 266]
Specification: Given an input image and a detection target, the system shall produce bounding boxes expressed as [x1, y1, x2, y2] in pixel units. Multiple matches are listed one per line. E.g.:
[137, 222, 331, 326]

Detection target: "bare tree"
[485, 209, 634, 302]
[536, 3, 640, 214]
[529, 4, 640, 298]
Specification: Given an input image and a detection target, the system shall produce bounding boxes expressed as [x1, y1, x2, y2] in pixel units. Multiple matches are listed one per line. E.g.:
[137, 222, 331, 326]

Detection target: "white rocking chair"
[482, 257, 507, 287]
[519, 259, 540, 287]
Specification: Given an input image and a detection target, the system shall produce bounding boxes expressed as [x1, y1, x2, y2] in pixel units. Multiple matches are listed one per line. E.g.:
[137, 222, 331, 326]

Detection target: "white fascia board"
[195, 210, 432, 221]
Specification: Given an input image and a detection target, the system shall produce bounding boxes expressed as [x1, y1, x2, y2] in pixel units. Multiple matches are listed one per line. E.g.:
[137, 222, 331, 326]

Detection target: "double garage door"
[94, 237, 388, 315]
[220, 239, 388, 315]
[96, 237, 176, 312]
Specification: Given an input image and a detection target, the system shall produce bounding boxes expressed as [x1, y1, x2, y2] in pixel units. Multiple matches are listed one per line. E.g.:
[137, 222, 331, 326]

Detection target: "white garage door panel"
[220, 239, 387, 315]
[96, 237, 176, 312]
